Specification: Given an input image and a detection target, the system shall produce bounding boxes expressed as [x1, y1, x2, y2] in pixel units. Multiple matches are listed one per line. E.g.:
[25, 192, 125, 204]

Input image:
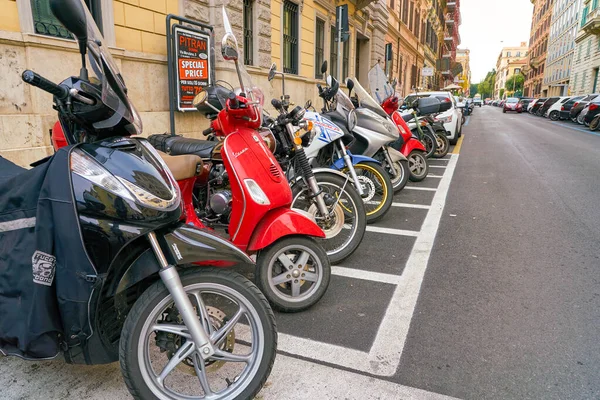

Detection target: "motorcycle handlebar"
[228, 91, 239, 109]
[22, 70, 68, 100]
[202, 127, 214, 135]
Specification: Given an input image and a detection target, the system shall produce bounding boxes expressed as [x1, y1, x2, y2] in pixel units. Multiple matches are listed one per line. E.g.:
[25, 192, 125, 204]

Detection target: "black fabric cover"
[0, 150, 96, 360]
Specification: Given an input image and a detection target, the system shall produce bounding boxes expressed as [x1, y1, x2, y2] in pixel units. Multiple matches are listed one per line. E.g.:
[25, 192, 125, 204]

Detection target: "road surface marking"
[276, 154, 460, 376]
[392, 202, 431, 209]
[452, 135, 464, 154]
[550, 121, 600, 137]
[404, 186, 437, 191]
[427, 174, 443, 178]
[463, 115, 471, 126]
[332, 266, 403, 284]
[429, 165, 447, 168]
[366, 226, 420, 237]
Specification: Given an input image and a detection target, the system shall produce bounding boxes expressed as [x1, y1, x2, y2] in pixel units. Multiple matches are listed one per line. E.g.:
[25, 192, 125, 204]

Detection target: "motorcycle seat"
[402, 114, 413, 122]
[165, 137, 218, 159]
[156, 151, 202, 180]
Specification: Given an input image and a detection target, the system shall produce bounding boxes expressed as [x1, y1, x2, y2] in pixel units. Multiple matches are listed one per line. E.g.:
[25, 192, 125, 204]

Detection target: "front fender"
[385, 147, 407, 162]
[404, 138, 427, 154]
[247, 208, 325, 251]
[113, 225, 253, 295]
[287, 168, 349, 187]
[331, 152, 380, 170]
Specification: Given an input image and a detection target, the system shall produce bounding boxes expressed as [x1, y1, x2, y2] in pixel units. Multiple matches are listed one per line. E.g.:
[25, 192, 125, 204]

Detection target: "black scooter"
[0, 1, 276, 399]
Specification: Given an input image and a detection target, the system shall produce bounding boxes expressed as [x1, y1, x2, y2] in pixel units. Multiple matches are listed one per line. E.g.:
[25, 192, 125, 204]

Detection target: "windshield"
[351, 77, 389, 119]
[334, 85, 355, 117]
[368, 64, 394, 104]
[81, 0, 142, 134]
[222, 6, 263, 124]
[506, 98, 518, 104]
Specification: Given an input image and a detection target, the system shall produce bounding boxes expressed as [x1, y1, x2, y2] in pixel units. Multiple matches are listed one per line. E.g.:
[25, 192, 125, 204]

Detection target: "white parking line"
[404, 186, 437, 191]
[276, 154, 460, 376]
[366, 226, 420, 237]
[392, 202, 431, 209]
[429, 165, 447, 168]
[427, 174, 443, 178]
[332, 266, 403, 284]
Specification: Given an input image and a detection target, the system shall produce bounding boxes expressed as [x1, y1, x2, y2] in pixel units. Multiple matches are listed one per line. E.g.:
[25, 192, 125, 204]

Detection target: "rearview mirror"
[305, 99, 312, 109]
[326, 75, 332, 87]
[321, 61, 328, 74]
[221, 33, 238, 61]
[193, 90, 208, 108]
[346, 78, 354, 92]
[268, 63, 276, 82]
[50, 0, 88, 55]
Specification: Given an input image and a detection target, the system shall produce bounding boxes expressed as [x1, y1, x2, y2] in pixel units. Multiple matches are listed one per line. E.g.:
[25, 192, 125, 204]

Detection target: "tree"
[470, 83, 479, 96]
[505, 74, 525, 96]
[477, 69, 496, 98]
[499, 88, 505, 99]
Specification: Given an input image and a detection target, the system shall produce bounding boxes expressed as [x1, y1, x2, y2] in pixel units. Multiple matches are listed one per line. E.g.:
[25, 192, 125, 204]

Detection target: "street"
[2, 106, 600, 399]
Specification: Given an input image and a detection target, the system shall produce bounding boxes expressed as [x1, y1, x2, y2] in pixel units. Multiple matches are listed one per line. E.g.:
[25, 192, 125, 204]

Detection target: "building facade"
[494, 43, 529, 98]
[544, 0, 582, 96]
[0, 0, 394, 166]
[569, 0, 600, 95]
[441, 0, 462, 89]
[524, 0, 554, 98]
[455, 48, 470, 95]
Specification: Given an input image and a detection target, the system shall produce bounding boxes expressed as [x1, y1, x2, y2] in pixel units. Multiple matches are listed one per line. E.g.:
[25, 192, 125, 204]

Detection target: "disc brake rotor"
[357, 175, 376, 202]
[159, 306, 235, 375]
[307, 202, 345, 238]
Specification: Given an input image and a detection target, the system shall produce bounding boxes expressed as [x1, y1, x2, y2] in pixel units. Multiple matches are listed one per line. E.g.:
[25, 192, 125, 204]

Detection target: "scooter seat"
[148, 134, 218, 159]
[165, 137, 218, 159]
[157, 151, 202, 180]
[402, 114, 414, 122]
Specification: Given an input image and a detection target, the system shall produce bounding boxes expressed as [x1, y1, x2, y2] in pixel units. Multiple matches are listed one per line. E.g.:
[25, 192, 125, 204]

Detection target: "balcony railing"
[581, 8, 600, 34]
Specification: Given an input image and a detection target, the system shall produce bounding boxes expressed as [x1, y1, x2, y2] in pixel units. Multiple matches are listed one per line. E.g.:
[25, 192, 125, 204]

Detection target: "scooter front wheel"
[386, 159, 410, 193]
[119, 267, 277, 400]
[433, 132, 450, 158]
[256, 236, 330, 312]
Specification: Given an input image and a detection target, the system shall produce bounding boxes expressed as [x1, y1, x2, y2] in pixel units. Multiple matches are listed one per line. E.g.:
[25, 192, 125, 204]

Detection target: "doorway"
[355, 32, 370, 86]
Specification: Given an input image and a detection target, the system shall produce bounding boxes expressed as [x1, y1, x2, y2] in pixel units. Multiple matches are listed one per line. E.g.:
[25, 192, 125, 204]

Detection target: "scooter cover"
[0, 149, 96, 360]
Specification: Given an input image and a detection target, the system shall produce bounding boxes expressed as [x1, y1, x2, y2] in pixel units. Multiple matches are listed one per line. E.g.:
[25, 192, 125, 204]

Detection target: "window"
[409, 1, 414, 32]
[507, 51, 511, 57]
[515, 68, 521, 74]
[391, 0, 395, 10]
[516, 51, 521, 57]
[315, 18, 325, 78]
[283, 1, 299, 74]
[402, 0, 408, 24]
[385, 43, 393, 76]
[342, 36, 350, 80]
[243, 0, 254, 65]
[587, 37, 592, 56]
[32, 0, 102, 38]
[330, 26, 338, 79]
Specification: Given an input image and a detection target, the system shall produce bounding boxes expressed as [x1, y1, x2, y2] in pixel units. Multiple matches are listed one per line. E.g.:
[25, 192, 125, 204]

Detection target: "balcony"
[445, 14, 454, 25]
[447, 1, 456, 10]
[581, 12, 600, 35]
[529, 55, 542, 69]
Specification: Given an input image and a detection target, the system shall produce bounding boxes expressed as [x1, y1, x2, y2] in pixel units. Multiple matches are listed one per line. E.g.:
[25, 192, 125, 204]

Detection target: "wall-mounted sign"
[174, 26, 212, 111]
[422, 67, 434, 77]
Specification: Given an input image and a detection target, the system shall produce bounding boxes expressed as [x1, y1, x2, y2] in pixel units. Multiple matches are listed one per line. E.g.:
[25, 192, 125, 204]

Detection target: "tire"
[291, 172, 366, 264]
[120, 267, 277, 400]
[590, 116, 600, 131]
[352, 161, 393, 223]
[461, 115, 466, 124]
[256, 236, 330, 312]
[503, 109, 506, 113]
[386, 159, 410, 193]
[433, 132, 450, 158]
[421, 126, 437, 158]
[577, 112, 585, 125]
[408, 151, 429, 182]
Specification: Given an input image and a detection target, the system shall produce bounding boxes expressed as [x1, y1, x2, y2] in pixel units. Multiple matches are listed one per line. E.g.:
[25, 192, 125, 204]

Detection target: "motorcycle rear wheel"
[256, 236, 330, 312]
[590, 116, 600, 131]
[408, 151, 429, 182]
[421, 126, 437, 159]
[119, 267, 277, 400]
[290, 173, 366, 264]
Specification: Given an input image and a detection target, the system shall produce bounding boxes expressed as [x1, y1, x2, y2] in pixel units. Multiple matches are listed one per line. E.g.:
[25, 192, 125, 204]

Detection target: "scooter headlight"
[244, 179, 270, 205]
[71, 148, 180, 211]
[348, 109, 358, 131]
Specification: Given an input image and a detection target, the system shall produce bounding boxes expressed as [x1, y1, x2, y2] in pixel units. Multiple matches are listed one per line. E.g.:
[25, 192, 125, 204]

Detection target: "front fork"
[381, 147, 398, 177]
[335, 140, 365, 197]
[147, 232, 215, 360]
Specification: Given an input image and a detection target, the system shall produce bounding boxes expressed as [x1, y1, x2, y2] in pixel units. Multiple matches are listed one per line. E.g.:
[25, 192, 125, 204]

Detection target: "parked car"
[583, 97, 600, 125]
[503, 97, 522, 113]
[530, 98, 547, 114]
[518, 98, 534, 111]
[559, 95, 585, 120]
[538, 97, 561, 117]
[570, 94, 599, 122]
[527, 98, 541, 112]
[405, 91, 463, 144]
[473, 97, 482, 107]
[545, 97, 571, 120]
[577, 103, 591, 125]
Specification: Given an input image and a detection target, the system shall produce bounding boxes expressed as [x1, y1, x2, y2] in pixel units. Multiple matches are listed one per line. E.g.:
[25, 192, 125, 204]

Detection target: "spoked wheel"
[256, 236, 330, 312]
[420, 126, 437, 158]
[385, 159, 410, 193]
[408, 151, 429, 182]
[291, 173, 366, 264]
[120, 268, 277, 400]
[433, 132, 450, 158]
[549, 111, 559, 121]
[350, 161, 393, 223]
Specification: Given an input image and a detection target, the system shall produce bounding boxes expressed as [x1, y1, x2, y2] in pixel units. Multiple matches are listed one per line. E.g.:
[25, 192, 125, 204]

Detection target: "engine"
[209, 190, 232, 216]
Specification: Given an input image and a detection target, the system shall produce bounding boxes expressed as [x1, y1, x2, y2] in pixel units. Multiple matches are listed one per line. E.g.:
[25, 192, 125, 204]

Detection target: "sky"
[459, 0, 534, 83]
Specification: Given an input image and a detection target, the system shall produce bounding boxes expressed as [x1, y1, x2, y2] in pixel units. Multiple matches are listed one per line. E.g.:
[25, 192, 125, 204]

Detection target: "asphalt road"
[2, 107, 599, 399]
[397, 106, 600, 399]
